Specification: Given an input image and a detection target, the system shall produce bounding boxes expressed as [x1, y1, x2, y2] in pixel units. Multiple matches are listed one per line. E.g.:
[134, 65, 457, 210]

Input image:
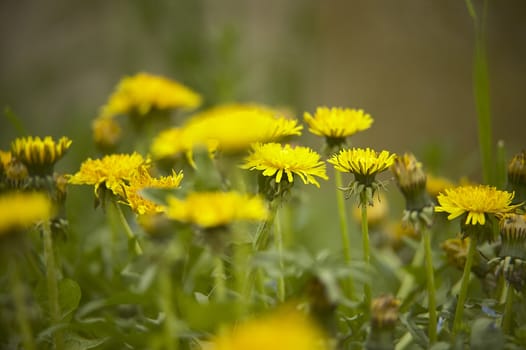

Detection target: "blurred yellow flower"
[211, 308, 329, 350]
[328, 148, 396, 177]
[435, 185, 520, 225]
[11, 136, 72, 174]
[241, 142, 328, 188]
[99, 72, 202, 118]
[165, 191, 267, 228]
[68, 153, 149, 198]
[184, 103, 302, 152]
[426, 174, 455, 198]
[0, 192, 53, 236]
[304, 106, 373, 139]
[92, 117, 122, 151]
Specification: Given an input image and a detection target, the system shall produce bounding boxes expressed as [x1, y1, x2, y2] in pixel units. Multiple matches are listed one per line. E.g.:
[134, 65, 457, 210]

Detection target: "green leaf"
[65, 334, 108, 350]
[59, 278, 82, 321]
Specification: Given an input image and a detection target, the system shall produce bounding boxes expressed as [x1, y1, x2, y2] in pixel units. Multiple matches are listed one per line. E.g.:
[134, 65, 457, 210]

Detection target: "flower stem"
[43, 222, 64, 350]
[466, 0, 494, 185]
[452, 236, 477, 335]
[335, 170, 355, 300]
[275, 208, 285, 303]
[423, 226, 437, 344]
[213, 254, 227, 302]
[502, 284, 514, 335]
[360, 195, 371, 307]
[113, 201, 143, 255]
[159, 262, 178, 350]
[8, 262, 36, 350]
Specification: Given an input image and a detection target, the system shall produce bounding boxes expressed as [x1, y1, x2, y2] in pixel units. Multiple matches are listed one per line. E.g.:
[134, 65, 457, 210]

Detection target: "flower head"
[123, 168, 183, 215]
[241, 142, 328, 188]
[212, 308, 328, 350]
[435, 185, 520, 226]
[329, 148, 395, 178]
[0, 192, 53, 236]
[165, 191, 267, 229]
[304, 107, 373, 148]
[328, 148, 396, 205]
[11, 136, 72, 175]
[370, 295, 400, 329]
[68, 153, 149, 199]
[185, 104, 303, 152]
[99, 72, 201, 119]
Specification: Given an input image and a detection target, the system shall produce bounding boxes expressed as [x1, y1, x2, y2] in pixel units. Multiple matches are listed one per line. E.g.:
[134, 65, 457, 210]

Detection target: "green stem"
[8, 262, 36, 350]
[159, 262, 178, 350]
[466, 0, 493, 184]
[213, 254, 226, 301]
[360, 195, 371, 307]
[452, 236, 477, 335]
[275, 208, 285, 303]
[502, 284, 514, 335]
[113, 201, 143, 255]
[396, 239, 425, 300]
[43, 222, 64, 350]
[423, 227, 437, 344]
[255, 201, 278, 251]
[335, 170, 355, 300]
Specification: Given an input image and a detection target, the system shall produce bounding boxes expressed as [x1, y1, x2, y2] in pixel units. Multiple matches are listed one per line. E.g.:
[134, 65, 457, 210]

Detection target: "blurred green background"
[1, 0, 525, 176]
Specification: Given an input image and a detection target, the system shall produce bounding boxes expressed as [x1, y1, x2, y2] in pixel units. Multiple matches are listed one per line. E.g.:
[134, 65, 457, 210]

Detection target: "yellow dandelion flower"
[304, 106, 373, 140]
[328, 148, 396, 177]
[99, 72, 202, 119]
[11, 136, 72, 174]
[241, 142, 328, 188]
[165, 191, 268, 228]
[0, 192, 53, 236]
[435, 185, 520, 226]
[212, 308, 329, 350]
[68, 153, 148, 198]
[184, 103, 303, 153]
[123, 168, 183, 215]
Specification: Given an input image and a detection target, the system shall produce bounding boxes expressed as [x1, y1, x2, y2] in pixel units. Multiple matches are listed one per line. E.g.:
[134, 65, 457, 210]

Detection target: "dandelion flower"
[123, 168, 183, 215]
[99, 72, 202, 119]
[304, 106, 373, 147]
[212, 308, 329, 350]
[329, 148, 395, 177]
[68, 153, 149, 198]
[165, 191, 267, 229]
[328, 147, 396, 205]
[0, 192, 53, 236]
[241, 142, 328, 188]
[11, 136, 72, 175]
[184, 103, 302, 152]
[435, 185, 519, 226]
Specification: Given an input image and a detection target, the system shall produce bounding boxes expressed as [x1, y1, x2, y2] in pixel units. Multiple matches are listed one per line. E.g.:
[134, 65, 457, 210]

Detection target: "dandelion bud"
[489, 214, 526, 291]
[366, 295, 400, 350]
[507, 150, 526, 206]
[391, 153, 433, 228]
